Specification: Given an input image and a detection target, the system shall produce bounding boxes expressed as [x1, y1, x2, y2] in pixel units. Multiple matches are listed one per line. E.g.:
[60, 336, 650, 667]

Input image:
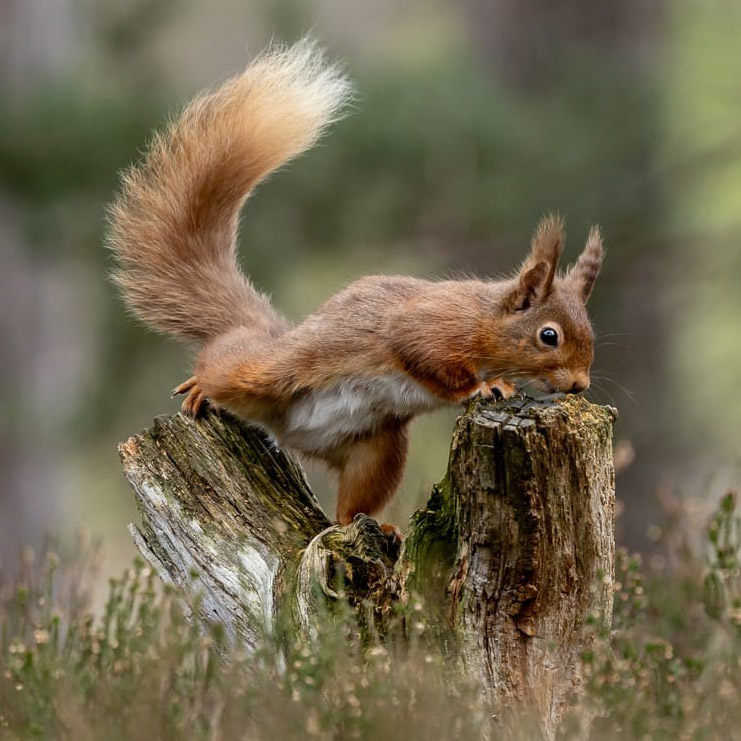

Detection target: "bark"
[120, 395, 615, 738]
[120, 412, 396, 649]
[400, 396, 616, 737]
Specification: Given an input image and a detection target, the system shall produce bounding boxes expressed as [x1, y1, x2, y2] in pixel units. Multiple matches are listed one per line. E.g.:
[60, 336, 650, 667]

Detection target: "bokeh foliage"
[0, 0, 740, 561]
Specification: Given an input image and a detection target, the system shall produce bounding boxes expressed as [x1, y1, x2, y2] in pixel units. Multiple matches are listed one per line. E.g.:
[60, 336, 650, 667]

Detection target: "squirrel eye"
[539, 327, 559, 347]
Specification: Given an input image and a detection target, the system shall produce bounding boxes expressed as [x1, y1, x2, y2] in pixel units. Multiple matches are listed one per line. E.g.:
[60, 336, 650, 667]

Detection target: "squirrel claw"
[174, 376, 207, 417]
[182, 386, 207, 417]
[172, 376, 198, 397]
[466, 379, 516, 404]
[488, 378, 517, 401]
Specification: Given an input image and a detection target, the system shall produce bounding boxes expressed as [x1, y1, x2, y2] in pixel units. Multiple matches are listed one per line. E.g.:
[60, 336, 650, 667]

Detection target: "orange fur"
[108, 40, 604, 530]
[335, 422, 409, 525]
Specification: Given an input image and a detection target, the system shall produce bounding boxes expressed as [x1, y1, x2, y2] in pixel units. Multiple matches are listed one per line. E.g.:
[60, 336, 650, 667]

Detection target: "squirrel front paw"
[172, 375, 207, 417]
[468, 378, 517, 402]
[488, 378, 517, 401]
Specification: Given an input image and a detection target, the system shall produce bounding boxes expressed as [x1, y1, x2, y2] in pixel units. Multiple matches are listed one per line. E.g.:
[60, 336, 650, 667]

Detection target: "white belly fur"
[279, 374, 444, 453]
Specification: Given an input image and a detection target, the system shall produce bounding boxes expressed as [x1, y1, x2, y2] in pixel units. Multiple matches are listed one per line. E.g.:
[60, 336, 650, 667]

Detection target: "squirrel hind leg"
[335, 422, 409, 529]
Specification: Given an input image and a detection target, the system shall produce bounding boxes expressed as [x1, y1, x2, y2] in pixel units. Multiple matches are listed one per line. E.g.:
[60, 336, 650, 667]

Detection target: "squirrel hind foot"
[380, 522, 403, 553]
[172, 375, 197, 397]
[173, 375, 208, 417]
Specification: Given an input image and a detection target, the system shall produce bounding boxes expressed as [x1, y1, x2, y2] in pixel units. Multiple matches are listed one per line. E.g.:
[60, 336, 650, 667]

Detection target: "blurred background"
[1, 0, 740, 574]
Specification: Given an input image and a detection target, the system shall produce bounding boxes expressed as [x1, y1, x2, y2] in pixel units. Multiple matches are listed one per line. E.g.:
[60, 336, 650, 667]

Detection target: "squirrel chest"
[277, 374, 443, 452]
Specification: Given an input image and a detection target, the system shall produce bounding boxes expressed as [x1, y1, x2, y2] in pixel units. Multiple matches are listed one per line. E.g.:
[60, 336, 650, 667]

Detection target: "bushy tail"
[108, 39, 353, 344]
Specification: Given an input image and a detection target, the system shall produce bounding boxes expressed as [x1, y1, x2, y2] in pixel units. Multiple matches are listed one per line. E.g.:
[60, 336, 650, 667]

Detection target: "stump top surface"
[469, 394, 617, 431]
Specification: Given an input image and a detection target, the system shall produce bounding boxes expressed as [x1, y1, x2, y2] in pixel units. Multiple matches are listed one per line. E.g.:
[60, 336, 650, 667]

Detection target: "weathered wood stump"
[120, 395, 616, 738]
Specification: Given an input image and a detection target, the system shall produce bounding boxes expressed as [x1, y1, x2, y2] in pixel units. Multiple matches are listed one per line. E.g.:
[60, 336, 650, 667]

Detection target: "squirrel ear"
[527, 213, 565, 296]
[568, 226, 604, 302]
[508, 260, 550, 312]
[505, 214, 564, 312]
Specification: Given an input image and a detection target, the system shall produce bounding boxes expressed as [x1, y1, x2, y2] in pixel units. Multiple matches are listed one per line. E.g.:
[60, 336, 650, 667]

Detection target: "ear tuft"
[569, 225, 604, 302]
[529, 213, 565, 295]
[505, 213, 564, 312]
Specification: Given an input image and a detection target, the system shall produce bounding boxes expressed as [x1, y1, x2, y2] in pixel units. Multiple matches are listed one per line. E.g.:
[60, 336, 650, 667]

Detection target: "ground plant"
[1, 492, 739, 740]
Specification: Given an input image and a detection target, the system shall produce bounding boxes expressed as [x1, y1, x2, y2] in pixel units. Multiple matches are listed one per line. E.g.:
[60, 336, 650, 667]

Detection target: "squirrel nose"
[567, 376, 590, 394]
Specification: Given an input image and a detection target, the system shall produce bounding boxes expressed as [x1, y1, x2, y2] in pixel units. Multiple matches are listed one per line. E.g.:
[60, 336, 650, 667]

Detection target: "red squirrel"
[108, 40, 603, 538]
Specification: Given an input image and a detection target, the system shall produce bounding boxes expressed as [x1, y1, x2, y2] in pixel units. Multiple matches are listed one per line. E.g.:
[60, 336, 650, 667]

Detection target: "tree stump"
[120, 395, 616, 738]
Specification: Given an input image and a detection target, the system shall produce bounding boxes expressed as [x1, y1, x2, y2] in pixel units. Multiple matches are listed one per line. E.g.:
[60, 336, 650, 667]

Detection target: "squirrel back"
[107, 39, 353, 344]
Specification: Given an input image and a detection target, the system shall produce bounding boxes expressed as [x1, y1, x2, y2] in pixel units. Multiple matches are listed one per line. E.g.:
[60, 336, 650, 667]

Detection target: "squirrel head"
[491, 214, 603, 394]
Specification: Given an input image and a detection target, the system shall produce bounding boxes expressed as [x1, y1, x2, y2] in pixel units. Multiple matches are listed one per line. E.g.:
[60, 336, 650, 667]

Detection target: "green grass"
[2, 493, 740, 740]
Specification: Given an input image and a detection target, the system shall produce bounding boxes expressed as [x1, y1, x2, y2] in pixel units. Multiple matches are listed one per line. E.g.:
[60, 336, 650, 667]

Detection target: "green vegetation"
[2, 493, 739, 739]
